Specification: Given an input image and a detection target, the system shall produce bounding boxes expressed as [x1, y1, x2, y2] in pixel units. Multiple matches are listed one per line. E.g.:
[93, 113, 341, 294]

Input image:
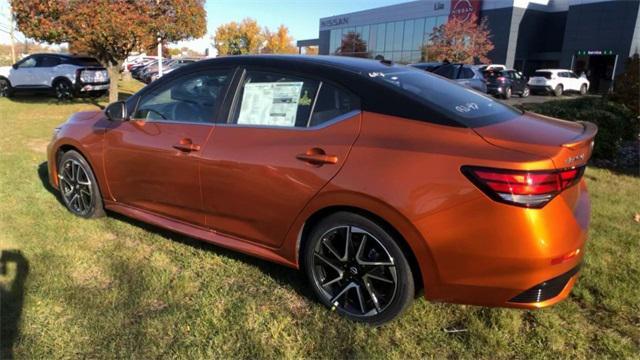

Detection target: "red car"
[47, 56, 596, 324]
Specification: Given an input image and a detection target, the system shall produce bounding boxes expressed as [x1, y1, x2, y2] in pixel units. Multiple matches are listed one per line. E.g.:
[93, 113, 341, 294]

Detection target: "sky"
[0, 0, 410, 52]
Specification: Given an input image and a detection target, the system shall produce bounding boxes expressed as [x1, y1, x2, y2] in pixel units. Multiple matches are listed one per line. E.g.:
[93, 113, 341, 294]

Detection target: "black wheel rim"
[312, 226, 398, 317]
[59, 159, 93, 215]
[56, 82, 72, 100]
[0, 80, 8, 97]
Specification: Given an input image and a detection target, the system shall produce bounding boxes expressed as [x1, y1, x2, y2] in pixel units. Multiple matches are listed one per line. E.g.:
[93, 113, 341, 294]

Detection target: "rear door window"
[309, 83, 360, 127]
[38, 55, 62, 68]
[460, 67, 475, 79]
[433, 64, 460, 79]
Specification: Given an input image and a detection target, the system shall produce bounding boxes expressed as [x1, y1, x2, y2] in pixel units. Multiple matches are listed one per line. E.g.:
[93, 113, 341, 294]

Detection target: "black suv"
[484, 69, 529, 99]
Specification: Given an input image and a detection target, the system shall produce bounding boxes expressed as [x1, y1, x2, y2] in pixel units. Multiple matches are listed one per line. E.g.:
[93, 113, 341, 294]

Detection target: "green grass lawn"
[1, 81, 639, 358]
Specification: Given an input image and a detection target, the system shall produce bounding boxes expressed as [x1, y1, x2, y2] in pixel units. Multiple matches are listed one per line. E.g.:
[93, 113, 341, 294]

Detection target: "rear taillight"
[461, 166, 585, 208]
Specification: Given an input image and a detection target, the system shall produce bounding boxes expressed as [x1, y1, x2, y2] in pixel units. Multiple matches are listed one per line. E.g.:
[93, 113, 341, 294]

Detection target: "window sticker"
[237, 82, 304, 126]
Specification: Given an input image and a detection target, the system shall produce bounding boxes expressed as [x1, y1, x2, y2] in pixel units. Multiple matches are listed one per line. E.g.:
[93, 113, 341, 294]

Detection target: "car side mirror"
[12, 64, 17, 70]
[105, 101, 127, 122]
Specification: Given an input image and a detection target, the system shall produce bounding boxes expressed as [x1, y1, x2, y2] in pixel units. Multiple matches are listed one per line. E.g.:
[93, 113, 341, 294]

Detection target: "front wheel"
[0, 78, 12, 97]
[303, 212, 415, 325]
[520, 86, 530, 98]
[503, 87, 512, 99]
[58, 150, 105, 218]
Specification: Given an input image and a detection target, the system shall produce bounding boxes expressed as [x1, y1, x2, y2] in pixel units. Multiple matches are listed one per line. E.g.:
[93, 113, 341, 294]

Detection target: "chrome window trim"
[215, 110, 361, 131]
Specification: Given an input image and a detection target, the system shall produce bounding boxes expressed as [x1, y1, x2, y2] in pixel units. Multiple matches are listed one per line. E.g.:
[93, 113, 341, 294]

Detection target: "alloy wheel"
[0, 79, 9, 97]
[522, 86, 530, 97]
[59, 159, 93, 215]
[311, 225, 398, 317]
[55, 81, 72, 100]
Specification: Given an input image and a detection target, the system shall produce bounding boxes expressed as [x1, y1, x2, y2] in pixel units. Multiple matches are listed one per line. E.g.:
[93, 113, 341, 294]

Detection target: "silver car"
[432, 63, 487, 93]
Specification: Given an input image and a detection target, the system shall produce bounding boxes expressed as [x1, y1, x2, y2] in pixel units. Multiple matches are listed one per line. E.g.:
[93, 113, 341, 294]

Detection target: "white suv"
[528, 69, 589, 96]
[0, 53, 110, 99]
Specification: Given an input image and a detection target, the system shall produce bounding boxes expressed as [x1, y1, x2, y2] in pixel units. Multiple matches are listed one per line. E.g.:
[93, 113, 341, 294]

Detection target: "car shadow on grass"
[105, 210, 314, 301]
[0, 250, 30, 359]
[36, 161, 314, 303]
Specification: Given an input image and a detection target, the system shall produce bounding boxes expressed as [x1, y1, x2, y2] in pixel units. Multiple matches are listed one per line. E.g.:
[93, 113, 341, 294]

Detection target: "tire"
[53, 78, 74, 100]
[503, 87, 512, 99]
[0, 78, 12, 97]
[520, 86, 530, 98]
[58, 150, 105, 218]
[579, 84, 588, 95]
[303, 212, 415, 325]
[553, 84, 563, 97]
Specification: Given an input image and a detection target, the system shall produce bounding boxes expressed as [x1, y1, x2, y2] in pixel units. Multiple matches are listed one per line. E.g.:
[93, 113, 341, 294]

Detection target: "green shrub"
[612, 54, 639, 117]
[520, 97, 639, 159]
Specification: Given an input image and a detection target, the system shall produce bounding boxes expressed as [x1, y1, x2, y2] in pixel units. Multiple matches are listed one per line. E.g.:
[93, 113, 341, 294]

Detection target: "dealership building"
[299, 0, 640, 92]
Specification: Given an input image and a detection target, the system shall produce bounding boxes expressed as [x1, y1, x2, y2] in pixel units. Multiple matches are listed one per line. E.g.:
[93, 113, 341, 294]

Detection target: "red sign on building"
[449, 0, 482, 22]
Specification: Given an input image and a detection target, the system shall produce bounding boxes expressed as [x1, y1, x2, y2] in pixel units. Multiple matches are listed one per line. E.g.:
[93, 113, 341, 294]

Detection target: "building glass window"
[403, 19, 414, 51]
[361, 25, 370, 51]
[424, 17, 437, 44]
[392, 21, 404, 52]
[413, 18, 425, 50]
[376, 23, 386, 52]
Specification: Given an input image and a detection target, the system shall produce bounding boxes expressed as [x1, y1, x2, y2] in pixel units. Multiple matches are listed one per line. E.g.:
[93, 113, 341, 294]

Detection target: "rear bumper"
[529, 85, 552, 93]
[416, 180, 590, 309]
[74, 81, 110, 94]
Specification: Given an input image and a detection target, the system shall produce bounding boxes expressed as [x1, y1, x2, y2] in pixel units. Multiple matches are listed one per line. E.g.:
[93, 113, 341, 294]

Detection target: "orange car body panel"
[48, 60, 593, 310]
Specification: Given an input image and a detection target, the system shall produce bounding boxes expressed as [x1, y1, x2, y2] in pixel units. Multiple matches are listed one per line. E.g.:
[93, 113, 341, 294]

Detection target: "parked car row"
[410, 61, 590, 99]
[0, 53, 109, 99]
[129, 57, 199, 84]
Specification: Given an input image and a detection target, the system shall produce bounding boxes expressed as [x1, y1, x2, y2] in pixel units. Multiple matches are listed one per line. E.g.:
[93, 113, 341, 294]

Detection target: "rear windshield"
[368, 67, 522, 127]
[533, 71, 552, 79]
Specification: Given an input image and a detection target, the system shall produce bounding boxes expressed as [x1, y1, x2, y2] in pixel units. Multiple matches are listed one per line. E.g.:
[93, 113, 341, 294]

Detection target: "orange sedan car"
[47, 56, 596, 324]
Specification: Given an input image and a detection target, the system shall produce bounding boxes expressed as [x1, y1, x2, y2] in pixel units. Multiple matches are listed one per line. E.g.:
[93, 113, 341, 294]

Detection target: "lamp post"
[157, 34, 163, 78]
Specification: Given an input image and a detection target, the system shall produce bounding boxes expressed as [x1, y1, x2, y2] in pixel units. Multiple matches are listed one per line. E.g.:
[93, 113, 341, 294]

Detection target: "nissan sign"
[449, 0, 482, 22]
[321, 17, 349, 28]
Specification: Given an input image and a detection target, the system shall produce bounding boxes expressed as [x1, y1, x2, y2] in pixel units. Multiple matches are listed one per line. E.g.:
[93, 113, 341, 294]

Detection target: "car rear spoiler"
[561, 121, 598, 149]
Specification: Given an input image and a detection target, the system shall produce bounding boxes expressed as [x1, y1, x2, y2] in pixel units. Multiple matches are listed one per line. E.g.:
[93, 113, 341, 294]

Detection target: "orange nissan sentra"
[47, 55, 596, 324]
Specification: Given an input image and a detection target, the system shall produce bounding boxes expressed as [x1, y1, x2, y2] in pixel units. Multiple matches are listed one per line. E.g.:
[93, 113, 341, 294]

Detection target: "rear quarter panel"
[283, 112, 556, 290]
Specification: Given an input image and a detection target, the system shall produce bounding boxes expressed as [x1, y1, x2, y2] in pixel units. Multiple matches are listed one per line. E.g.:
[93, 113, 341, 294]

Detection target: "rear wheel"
[553, 84, 563, 97]
[54, 79, 74, 100]
[58, 150, 105, 218]
[579, 84, 588, 95]
[520, 86, 530, 98]
[0, 78, 11, 97]
[303, 212, 415, 325]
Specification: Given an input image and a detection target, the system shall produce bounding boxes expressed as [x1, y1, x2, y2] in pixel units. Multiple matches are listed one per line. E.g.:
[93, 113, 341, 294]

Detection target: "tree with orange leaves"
[263, 25, 297, 54]
[424, 14, 493, 64]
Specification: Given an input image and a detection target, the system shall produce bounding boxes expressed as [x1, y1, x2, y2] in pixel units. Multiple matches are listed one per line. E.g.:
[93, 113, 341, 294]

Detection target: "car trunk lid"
[472, 112, 597, 169]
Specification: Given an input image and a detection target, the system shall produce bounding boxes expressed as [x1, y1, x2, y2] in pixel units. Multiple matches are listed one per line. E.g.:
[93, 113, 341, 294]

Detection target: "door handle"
[296, 148, 338, 165]
[173, 139, 201, 152]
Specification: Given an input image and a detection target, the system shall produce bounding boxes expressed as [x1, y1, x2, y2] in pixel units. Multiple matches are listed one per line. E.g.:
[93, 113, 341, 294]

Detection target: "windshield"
[368, 67, 522, 127]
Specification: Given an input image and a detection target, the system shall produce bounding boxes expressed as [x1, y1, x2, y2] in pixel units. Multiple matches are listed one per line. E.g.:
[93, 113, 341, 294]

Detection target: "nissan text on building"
[298, 0, 640, 93]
